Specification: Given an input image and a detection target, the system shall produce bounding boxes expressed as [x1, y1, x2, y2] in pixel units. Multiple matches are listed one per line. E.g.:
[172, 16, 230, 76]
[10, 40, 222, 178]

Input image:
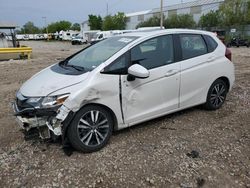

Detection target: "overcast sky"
[0, 0, 196, 27]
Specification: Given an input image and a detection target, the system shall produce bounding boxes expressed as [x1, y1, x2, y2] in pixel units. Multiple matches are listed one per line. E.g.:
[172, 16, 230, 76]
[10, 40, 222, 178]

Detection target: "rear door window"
[180, 34, 208, 60]
[203, 35, 218, 53]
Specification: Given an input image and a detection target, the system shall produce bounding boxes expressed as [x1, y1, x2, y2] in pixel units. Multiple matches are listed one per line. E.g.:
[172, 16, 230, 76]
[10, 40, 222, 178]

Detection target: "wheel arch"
[216, 76, 230, 91]
[206, 76, 230, 98]
[80, 103, 119, 131]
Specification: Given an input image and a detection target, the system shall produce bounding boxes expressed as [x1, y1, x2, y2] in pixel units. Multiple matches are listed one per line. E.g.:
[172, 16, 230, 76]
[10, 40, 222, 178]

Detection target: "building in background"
[125, 0, 224, 29]
[81, 21, 90, 31]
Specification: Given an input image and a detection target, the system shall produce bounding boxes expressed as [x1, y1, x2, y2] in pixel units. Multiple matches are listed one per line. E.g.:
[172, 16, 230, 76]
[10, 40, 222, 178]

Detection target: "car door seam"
[119, 75, 125, 123]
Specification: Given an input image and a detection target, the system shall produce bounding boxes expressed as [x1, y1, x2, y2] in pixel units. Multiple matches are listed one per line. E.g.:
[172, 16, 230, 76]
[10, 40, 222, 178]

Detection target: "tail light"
[225, 48, 232, 61]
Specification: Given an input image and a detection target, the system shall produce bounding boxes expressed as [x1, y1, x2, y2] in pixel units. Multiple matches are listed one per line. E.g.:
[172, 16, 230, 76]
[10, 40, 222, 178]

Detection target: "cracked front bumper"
[12, 101, 63, 139]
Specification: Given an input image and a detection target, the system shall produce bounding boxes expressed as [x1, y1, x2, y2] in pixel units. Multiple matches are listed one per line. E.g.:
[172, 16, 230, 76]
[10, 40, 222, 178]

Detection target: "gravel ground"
[0, 41, 249, 188]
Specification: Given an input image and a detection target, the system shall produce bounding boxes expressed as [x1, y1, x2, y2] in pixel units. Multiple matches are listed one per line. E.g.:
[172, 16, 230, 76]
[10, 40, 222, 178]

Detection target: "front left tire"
[67, 105, 113, 152]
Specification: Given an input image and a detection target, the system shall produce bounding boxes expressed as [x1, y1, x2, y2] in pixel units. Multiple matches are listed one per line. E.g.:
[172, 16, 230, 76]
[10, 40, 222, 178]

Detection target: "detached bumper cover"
[12, 101, 64, 137]
[12, 102, 48, 129]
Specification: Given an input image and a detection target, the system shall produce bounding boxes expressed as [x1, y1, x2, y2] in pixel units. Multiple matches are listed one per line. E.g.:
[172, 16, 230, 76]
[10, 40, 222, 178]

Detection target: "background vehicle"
[226, 37, 249, 47]
[90, 30, 123, 44]
[71, 35, 88, 45]
[13, 29, 235, 153]
[0, 32, 8, 47]
[58, 30, 80, 41]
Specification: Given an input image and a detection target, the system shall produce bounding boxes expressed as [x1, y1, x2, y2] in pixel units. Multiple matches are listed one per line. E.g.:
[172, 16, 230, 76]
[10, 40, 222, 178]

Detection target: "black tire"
[67, 105, 113, 152]
[204, 79, 228, 110]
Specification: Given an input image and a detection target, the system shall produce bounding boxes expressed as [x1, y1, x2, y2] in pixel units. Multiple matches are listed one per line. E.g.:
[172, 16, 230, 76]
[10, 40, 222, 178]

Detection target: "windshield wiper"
[65, 64, 85, 71]
[59, 60, 85, 72]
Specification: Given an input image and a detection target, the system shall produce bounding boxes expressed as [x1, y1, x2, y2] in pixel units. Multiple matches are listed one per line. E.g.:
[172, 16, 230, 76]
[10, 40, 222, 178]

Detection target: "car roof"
[121, 29, 216, 39]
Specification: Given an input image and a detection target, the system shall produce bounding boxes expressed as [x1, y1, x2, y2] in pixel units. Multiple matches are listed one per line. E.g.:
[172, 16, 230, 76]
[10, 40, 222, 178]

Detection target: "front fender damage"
[49, 78, 121, 142]
[50, 88, 102, 137]
[46, 105, 72, 137]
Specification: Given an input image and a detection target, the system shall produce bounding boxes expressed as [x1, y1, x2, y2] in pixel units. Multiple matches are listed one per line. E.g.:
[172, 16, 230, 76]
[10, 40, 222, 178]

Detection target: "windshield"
[66, 36, 138, 71]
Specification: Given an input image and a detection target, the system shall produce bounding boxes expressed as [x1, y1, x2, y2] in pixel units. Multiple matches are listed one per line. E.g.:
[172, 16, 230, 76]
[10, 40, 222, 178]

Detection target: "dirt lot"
[0, 41, 249, 188]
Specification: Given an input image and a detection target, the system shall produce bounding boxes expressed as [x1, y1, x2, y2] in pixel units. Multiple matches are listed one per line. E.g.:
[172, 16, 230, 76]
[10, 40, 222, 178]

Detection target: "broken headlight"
[26, 94, 70, 108]
[26, 97, 42, 108]
[41, 94, 70, 108]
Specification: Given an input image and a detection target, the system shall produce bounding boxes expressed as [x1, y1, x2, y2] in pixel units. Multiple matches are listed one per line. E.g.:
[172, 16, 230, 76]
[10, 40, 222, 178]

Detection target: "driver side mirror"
[127, 64, 149, 81]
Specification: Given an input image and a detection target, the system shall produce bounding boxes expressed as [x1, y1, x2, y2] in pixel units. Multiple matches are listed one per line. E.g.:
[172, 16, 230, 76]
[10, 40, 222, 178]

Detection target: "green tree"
[219, 0, 246, 27]
[21, 21, 41, 34]
[71, 23, 81, 31]
[246, 1, 250, 24]
[164, 14, 195, 28]
[199, 10, 220, 29]
[102, 15, 114, 30]
[113, 12, 127, 30]
[88, 15, 103, 30]
[164, 15, 179, 28]
[103, 12, 127, 30]
[136, 16, 161, 28]
[47, 20, 72, 33]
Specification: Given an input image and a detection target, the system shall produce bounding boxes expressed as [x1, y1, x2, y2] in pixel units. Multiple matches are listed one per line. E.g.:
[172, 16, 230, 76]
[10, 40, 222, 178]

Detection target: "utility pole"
[106, 2, 109, 16]
[181, 0, 183, 14]
[160, 0, 163, 29]
[42, 16, 49, 41]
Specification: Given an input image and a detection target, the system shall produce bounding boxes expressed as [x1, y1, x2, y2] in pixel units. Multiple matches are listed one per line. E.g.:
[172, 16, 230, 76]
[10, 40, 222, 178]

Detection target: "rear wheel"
[67, 105, 113, 152]
[204, 79, 228, 110]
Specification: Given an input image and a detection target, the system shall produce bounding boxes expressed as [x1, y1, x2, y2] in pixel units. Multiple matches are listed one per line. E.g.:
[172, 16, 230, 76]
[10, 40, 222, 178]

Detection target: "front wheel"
[67, 105, 113, 152]
[204, 79, 228, 110]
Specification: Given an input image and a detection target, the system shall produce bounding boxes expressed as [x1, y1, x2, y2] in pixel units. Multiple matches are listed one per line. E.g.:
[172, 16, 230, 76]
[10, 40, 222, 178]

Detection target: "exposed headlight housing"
[41, 94, 69, 108]
[26, 97, 42, 108]
[26, 97, 41, 103]
[25, 94, 70, 108]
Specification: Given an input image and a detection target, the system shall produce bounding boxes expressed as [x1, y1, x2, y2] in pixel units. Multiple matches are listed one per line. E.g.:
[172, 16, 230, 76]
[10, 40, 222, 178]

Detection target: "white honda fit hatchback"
[13, 29, 235, 152]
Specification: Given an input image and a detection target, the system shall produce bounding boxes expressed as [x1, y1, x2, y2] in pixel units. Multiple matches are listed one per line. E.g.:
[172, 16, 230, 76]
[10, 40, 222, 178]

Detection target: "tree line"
[88, 12, 126, 30]
[17, 12, 127, 34]
[199, 0, 250, 29]
[137, 0, 250, 29]
[17, 21, 81, 34]
[18, 0, 250, 34]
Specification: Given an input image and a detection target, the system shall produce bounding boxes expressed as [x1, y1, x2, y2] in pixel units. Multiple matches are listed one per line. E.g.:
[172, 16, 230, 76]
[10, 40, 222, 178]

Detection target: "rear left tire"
[204, 79, 228, 110]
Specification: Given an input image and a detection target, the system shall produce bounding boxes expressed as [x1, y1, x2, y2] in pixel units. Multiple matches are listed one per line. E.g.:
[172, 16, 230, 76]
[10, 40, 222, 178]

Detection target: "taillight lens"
[225, 48, 232, 61]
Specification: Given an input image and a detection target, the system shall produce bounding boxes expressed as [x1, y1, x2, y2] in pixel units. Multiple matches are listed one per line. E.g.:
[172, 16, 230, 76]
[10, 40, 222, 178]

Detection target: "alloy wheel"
[77, 110, 110, 147]
[210, 83, 227, 108]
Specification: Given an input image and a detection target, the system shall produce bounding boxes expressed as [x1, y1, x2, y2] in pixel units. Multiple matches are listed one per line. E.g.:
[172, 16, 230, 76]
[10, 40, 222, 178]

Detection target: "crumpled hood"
[20, 65, 89, 97]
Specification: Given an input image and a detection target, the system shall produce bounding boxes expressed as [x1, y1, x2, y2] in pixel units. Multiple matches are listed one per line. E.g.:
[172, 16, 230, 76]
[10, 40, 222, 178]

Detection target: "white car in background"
[13, 29, 235, 152]
[71, 35, 88, 45]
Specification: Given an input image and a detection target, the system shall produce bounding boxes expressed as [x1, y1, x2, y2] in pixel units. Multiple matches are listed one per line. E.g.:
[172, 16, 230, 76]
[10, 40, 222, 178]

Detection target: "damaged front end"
[13, 91, 71, 140]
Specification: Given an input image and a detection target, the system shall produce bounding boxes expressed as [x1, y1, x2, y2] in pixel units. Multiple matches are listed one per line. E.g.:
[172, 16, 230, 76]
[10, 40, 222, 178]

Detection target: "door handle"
[165, 69, 179, 77]
[207, 56, 216, 62]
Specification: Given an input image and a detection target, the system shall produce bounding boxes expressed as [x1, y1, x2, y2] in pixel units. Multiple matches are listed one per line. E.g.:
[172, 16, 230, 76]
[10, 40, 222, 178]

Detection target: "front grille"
[16, 96, 33, 110]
